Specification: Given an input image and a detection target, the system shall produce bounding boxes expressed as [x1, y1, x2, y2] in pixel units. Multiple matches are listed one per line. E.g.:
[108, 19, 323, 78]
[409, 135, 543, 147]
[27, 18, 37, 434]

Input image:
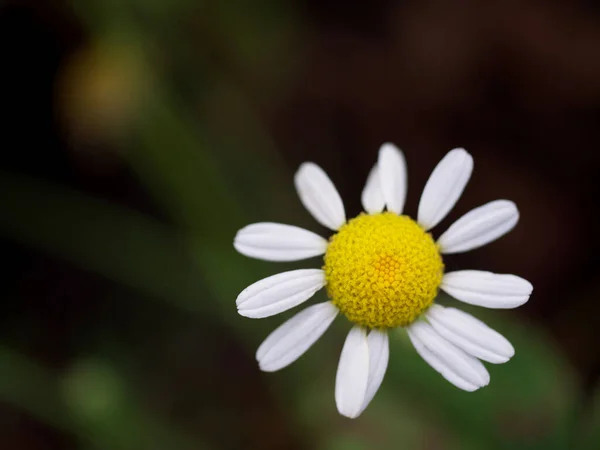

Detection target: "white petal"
[378, 143, 407, 214]
[441, 270, 533, 309]
[361, 164, 385, 214]
[437, 200, 519, 254]
[408, 321, 490, 390]
[418, 148, 473, 230]
[335, 326, 370, 419]
[408, 331, 479, 391]
[234, 223, 328, 262]
[294, 162, 346, 230]
[358, 330, 389, 415]
[237, 269, 326, 318]
[426, 305, 514, 364]
[256, 302, 338, 372]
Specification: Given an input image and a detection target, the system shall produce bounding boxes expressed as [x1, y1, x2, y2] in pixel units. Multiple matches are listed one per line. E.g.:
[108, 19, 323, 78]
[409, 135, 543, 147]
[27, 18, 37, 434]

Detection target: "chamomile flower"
[234, 144, 533, 418]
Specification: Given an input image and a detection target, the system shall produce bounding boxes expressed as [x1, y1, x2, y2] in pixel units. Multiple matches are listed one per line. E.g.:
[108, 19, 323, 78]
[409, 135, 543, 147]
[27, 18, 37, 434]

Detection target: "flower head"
[325, 212, 443, 328]
[234, 144, 533, 418]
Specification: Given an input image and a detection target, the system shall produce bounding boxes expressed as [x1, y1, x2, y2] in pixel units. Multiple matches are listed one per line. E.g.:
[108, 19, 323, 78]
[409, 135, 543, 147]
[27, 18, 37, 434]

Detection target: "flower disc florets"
[324, 212, 444, 328]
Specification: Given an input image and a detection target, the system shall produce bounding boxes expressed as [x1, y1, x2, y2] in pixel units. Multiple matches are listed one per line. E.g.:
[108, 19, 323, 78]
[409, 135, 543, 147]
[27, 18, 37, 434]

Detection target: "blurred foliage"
[0, 0, 598, 449]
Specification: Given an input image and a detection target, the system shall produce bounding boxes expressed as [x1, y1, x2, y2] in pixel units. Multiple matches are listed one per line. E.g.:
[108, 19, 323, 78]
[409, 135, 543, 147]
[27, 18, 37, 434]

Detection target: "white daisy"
[234, 144, 533, 419]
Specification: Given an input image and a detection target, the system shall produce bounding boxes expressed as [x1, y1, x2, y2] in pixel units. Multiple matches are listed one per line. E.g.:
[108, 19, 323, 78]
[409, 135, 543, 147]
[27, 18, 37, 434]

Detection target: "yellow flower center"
[324, 212, 444, 329]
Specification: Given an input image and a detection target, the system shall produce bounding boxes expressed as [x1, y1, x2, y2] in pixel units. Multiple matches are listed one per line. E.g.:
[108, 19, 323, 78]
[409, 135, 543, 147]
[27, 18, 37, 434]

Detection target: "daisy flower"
[234, 144, 533, 418]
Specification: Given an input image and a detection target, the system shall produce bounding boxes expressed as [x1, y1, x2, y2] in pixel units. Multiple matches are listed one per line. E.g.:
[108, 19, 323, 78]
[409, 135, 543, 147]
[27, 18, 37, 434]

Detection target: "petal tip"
[379, 142, 403, 159]
[464, 385, 481, 392]
[444, 147, 468, 161]
[232, 240, 245, 255]
[235, 293, 245, 307]
[497, 354, 514, 365]
[293, 162, 317, 187]
[380, 141, 399, 150]
[507, 346, 515, 359]
[295, 161, 316, 173]
[338, 409, 362, 419]
[501, 199, 520, 217]
[481, 371, 491, 386]
[257, 361, 278, 372]
[523, 279, 534, 294]
[236, 307, 255, 318]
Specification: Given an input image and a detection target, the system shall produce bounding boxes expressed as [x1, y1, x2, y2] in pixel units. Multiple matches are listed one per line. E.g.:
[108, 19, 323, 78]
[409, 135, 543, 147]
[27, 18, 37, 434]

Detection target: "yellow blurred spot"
[57, 38, 146, 145]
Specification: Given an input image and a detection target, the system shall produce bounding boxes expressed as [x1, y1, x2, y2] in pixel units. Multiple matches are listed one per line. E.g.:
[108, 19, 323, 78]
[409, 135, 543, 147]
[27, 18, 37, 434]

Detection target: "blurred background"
[1, 0, 599, 449]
